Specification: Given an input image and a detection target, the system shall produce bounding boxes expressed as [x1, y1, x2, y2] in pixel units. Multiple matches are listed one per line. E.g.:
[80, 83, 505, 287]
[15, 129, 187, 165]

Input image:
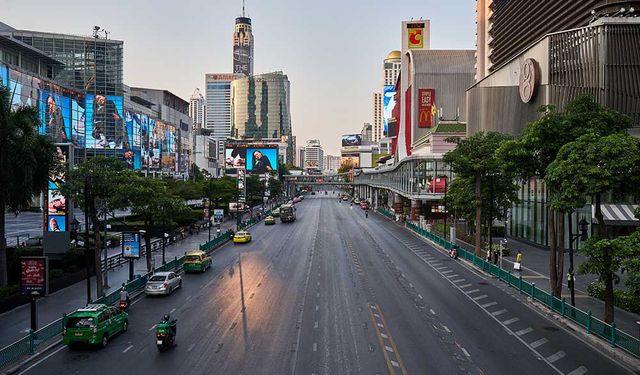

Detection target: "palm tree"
[0, 85, 56, 286]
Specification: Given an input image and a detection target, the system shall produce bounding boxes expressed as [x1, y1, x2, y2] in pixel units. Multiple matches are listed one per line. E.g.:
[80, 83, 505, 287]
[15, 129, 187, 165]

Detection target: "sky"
[4, 0, 475, 155]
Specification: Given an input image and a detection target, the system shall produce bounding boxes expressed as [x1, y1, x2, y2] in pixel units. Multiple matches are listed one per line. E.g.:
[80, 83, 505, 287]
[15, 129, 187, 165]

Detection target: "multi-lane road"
[18, 194, 633, 375]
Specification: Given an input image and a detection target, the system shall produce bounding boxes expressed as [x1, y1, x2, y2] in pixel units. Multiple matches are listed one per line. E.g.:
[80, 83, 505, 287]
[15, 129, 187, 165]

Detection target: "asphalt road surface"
[18, 194, 634, 375]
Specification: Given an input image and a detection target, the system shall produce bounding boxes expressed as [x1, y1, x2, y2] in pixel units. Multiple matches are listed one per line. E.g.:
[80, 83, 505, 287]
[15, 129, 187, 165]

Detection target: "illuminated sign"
[418, 89, 436, 128]
[20, 257, 48, 296]
[122, 232, 141, 259]
[407, 23, 425, 49]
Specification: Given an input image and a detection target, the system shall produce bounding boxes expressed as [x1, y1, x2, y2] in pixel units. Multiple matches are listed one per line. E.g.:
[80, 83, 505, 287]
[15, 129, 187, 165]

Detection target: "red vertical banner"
[404, 88, 412, 156]
[418, 89, 435, 128]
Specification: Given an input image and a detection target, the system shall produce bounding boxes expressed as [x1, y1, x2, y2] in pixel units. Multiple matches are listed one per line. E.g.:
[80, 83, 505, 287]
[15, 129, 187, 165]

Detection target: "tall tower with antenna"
[233, 0, 254, 76]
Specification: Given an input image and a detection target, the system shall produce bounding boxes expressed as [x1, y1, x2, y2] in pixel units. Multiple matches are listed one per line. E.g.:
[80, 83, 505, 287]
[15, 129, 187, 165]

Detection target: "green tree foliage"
[60, 157, 135, 296]
[246, 175, 265, 206]
[116, 177, 189, 271]
[165, 179, 203, 200]
[268, 177, 283, 199]
[0, 85, 56, 286]
[447, 175, 518, 228]
[497, 95, 633, 299]
[443, 131, 515, 255]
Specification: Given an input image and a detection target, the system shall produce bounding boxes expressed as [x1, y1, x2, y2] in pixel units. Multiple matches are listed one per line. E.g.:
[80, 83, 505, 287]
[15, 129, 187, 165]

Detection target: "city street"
[17, 195, 632, 375]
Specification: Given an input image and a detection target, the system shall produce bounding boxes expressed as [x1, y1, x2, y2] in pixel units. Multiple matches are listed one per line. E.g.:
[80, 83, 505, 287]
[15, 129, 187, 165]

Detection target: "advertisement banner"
[20, 257, 48, 296]
[122, 232, 141, 259]
[39, 90, 72, 143]
[85, 95, 126, 149]
[341, 134, 362, 147]
[340, 156, 360, 170]
[237, 168, 246, 203]
[383, 85, 396, 136]
[225, 143, 279, 175]
[233, 45, 251, 76]
[407, 22, 425, 49]
[45, 145, 70, 233]
[418, 89, 435, 128]
[213, 209, 224, 223]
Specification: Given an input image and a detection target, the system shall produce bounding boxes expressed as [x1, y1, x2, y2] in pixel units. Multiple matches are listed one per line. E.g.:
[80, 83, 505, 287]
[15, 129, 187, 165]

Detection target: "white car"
[145, 271, 182, 296]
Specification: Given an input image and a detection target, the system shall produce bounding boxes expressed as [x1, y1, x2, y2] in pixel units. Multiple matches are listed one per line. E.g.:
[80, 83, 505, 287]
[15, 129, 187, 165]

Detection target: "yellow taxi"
[233, 230, 252, 244]
[183, 250, 212, 273]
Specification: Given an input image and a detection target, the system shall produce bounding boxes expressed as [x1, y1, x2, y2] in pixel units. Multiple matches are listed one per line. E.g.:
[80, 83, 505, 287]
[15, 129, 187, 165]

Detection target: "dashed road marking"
[442, 325, 451, 333]
[314, 321, 318, 329]
[481, 302, 498, 308]
[530, 337, 548, 348]
[446, 274, 459, 278]
[315, 305, 319, 311]
[452, 279, 465, 283]
[205, 322, 212, 329]
[502, 317, 520, 326]
[149, 324, 157, 331]
[546, 350, 566, 363]
[418, 294, 423, 299]
[465, 288, 480, 294]
[385, 345, 394, 352]
[566, 366, 588, 375]
[380, 332, 388, 339]
[391, 360, 400, 368]
[313, 343, 317, 352]
[459, 284, 473, 288]
[187, 343, 195, 352]
[460, 347, 471, 357]
[492, 309, 508, 317]
[472, 294, 489, 301]
[441, 270, 453, 274]
[430, 309, 436, 315]
[123, 344, 133, 353]
[169, 308, 176, 314]
[515, 327, 534, 336]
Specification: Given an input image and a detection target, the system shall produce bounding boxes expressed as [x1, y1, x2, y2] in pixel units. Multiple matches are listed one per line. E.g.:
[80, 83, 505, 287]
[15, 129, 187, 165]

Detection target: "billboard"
[122, 232, 141, 259]
[85, 94, 126, 149]
[418, 89, 436, 128]
[407, 22, 426, 49]
[225, 143, 279, 175]
[39, 90, 72, 143]
[340, 156, 360, 170]
[383, 85, 396, 136]
[237, 169, 246, 202]
[213, 209, 224, 223]
[20, 256, 48, 296]
[233, 45, 252, 76]
[341, 134, 362, 147]
[45, 145, 69, 233]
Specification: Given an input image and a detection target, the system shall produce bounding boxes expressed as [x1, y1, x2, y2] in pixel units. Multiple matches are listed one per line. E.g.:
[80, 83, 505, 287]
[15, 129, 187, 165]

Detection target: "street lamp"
[568, 216, 589, 306]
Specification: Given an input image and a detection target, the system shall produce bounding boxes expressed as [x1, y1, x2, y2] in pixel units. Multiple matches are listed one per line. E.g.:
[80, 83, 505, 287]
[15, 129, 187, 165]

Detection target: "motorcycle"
[156, 321, 176, 352]
[118, 300, 129, 311]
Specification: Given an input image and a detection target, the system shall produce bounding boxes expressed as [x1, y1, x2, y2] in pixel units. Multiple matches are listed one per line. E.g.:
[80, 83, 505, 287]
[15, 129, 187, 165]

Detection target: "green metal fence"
[402, 220, 640, 359]
[0, 232, 231, 370]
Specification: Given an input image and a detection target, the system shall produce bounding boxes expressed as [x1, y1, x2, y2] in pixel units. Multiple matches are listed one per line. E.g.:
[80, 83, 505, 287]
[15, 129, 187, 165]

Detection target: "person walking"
[515, 250, 523, 271]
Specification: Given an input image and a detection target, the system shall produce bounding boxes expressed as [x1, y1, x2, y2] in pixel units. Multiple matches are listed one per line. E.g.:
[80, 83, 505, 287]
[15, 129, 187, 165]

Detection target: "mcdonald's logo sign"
[418, 89, 435, 128]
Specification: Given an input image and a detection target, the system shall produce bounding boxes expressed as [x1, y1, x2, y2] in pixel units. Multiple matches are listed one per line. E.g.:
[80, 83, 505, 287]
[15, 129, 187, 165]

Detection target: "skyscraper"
[233, 13, 254, 76]
[372, 92, 382, 142]
[205, 73, 242, 157]
[303, 139, 324, 172]
[189, 88, 205, 130]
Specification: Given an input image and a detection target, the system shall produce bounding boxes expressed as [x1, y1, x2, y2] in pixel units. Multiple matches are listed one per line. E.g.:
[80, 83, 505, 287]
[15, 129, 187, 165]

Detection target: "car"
[360, 202, 369, 210]
[264, 215, 276, 225]
[341, 195, 350, 201]
[354, 198, 361, 204]
[311, 191, 316, 195]
[271, 207, 280, 217]
[183, 250, 212, 273]
[233, 230, 252, 243]
[145, 271, 182, 295]
[63, 304, 128, 348]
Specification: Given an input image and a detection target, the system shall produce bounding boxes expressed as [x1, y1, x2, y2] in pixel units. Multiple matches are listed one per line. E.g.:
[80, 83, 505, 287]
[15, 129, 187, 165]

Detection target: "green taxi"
[271, 207, 280, 217]
[63, 304, 128, 348]
[264, 215, 276, 225]
[183, 250, 212, 273]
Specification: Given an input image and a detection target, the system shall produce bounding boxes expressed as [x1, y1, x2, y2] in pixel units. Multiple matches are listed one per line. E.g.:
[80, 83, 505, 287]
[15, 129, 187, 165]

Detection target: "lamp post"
[83, 176, 92, 305]
[567, 216, 589, 306]
[443, 175, 448, 241]
[208, 176, 213, 241]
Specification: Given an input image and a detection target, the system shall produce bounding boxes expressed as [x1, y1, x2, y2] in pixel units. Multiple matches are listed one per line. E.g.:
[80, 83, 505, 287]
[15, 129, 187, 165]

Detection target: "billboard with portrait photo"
[246, 147, 278, 174]
[84, 94, 126, 149]
[39, 90, 71, 143]
[225, 147, 247, 174]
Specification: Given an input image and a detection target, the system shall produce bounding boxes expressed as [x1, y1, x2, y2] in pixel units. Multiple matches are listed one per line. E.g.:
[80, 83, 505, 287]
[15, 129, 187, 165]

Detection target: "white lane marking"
[472, 294, 488, 301]
[187, 343, 195, 352]
[430, 309, 436, 315]
[442, 325, 451, 333]
[481, 302, 498, 308]
[441, 270, 453, 274]
[502, 317, 520, 326]
[315, 305, 319, 311]
[546, 351, 566, 363]
[123, 344, 134, 353]
[316, 292, 320, 297]
[313, 343, 317, 352]
[391, 360, 400, 368]
[370, 305, 377, 310]
[148, 324, 157, 331]
[205, 322, 212, 329]
[452, 279, 465, 283]
[465, 288, 480, 294]
[377, 323, 384, 328]
[409, 283, 413, 287]
[566, 366, 588, 375]
[317, 281, 320, 286]
[459, 284, 473, 289]
[385, 345, 394, 352]
[380, 332, 388, 339]
[418, 294, 423, 299]
[185, 295, 192, 301]
[18, 345, 66, 374]
[435, 266, 447, 270]
[169, 308, 176, 314]
[314, 321, 318, 329]
[446, 274, 459, 278]
[492, 309, 508, 317]
[515, 327, 534, 336]
[530, 337, 548, 348]
[460, 347, 471, 357]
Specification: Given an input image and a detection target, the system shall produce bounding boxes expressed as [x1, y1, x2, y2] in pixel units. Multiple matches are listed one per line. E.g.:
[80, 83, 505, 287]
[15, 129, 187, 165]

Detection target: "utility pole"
[84, 176, 92, 305]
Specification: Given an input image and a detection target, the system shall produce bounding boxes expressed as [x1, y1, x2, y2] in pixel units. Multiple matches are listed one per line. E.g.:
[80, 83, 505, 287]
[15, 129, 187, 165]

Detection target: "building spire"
[242, 0, 245, 17]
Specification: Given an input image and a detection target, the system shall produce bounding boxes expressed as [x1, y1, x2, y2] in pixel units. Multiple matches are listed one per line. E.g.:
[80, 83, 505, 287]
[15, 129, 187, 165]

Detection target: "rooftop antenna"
[242, 0, 245, 17]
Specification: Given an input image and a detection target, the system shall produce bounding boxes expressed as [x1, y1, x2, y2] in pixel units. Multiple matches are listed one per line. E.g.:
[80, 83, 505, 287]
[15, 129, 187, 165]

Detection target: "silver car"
[145, 271, 182, 296]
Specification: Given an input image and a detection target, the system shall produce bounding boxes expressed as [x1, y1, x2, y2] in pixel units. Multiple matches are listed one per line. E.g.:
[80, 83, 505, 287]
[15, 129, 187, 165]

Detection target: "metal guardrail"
[0, 232, 232, 370]
[100, 238, 163, 273]
[400, 219, 640, 359]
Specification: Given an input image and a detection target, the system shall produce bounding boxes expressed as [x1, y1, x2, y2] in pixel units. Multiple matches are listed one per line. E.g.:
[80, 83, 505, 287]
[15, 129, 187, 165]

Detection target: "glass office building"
[231, 71, 291, 140]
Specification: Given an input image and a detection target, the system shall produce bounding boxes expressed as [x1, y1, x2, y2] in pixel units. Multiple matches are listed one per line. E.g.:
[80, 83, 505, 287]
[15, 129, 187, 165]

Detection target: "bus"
[280, 204, 296, 223]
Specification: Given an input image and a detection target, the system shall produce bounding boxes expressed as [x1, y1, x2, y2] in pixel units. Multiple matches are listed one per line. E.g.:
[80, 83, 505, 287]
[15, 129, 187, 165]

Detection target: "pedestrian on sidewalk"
[514, 250, 523, 271]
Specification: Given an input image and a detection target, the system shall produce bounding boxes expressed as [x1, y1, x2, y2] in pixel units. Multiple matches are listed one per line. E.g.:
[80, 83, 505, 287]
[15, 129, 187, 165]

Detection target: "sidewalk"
[445, 227, 640, 336]
[0, 218, 238, 349]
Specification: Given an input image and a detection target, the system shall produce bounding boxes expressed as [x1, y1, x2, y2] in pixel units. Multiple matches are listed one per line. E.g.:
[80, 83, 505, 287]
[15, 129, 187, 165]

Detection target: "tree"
[497, 95, 633, 298]
[246, 175, 265, 206]
[60, 157, 134, 297]
[268, 177, 283, 199]
[117, 177, 189, 271]
[0, 86, 56, 286]
[443, 132, 515, 255]
[546, 132, 640, 322]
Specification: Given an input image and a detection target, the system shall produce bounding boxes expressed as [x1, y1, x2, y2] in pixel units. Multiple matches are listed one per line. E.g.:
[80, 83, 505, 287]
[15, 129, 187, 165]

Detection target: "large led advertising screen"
[39, 90, 72, 143]
[85, 94, 126, 149]
[341, 134, 362, 147]
[225, 143, 279, 175]
[340, 155, 360, 170]
[233, 44, 251, 76]
[45, 145, 70, 233]
[383, 85, 396, 136]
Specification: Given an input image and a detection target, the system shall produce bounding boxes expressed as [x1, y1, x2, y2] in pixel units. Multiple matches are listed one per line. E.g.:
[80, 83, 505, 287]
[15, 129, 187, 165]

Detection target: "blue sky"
[4, 0, 475, 155]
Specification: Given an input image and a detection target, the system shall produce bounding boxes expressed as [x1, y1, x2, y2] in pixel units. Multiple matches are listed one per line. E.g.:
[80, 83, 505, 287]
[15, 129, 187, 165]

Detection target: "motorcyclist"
[119, 283, 130, 306]
[161, 314, 177, 338]
[365, 209, 369, 218]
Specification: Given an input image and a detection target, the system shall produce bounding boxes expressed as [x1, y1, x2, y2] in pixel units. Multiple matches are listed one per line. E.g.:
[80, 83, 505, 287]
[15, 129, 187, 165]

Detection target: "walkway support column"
[393, 193, 404, 217]
[411, 199, 421, 221]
